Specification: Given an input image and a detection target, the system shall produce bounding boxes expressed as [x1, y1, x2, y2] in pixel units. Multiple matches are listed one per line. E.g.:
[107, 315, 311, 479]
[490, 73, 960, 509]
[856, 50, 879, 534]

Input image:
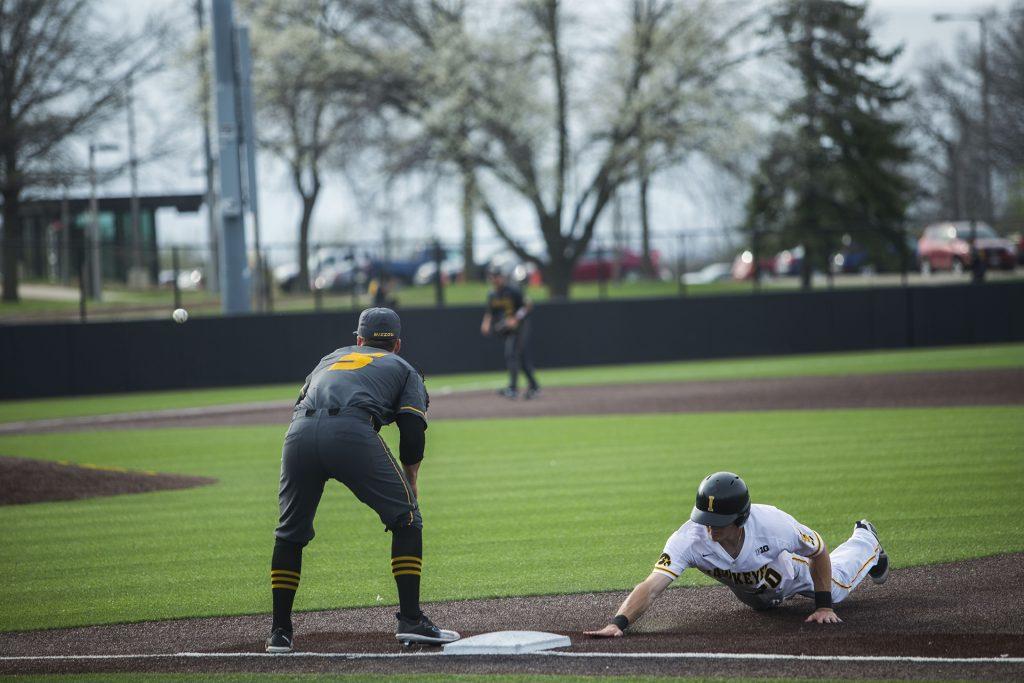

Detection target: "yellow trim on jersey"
[809, 530, 825, 557]
[392, 570, 422, 577]
[792, 547, 880, 589]
[399, 405, 426, 416]
[653, 566, 679, 578]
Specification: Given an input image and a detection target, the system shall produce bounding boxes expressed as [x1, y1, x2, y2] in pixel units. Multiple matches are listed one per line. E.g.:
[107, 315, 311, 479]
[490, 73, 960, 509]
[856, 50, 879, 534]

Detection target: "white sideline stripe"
[1, 651, 1021, 665]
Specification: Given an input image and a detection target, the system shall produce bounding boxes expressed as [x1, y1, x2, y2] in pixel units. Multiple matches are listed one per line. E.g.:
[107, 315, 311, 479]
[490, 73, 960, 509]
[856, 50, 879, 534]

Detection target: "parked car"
[158, 268, 204, 290]
[571, 247, 660, 282]
[275, 247, 370, 292]
[774, 245, 804, 276]
[682, 262, 733, 285]
[731, 250, 776, 280]
[413, 251, 464, 286]
[370, 246, 446, 284]
[917, 221, 1016, 274]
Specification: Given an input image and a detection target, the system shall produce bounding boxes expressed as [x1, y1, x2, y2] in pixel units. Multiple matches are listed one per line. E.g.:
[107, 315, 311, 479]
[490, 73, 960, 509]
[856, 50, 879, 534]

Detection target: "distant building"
[13, 194, 203, 285]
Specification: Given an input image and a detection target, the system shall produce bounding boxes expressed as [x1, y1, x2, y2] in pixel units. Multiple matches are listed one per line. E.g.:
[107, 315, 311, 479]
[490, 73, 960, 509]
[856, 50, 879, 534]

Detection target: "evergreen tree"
[746, 0, 913, 288]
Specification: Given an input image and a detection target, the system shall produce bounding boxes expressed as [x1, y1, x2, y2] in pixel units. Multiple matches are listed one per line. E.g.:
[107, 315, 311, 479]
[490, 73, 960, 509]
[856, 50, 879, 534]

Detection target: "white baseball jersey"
[653, 504, 828, 606]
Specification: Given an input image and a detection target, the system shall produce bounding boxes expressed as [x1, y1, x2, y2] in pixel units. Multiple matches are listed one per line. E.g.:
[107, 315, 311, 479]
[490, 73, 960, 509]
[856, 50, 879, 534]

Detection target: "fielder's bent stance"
[267, 307, 459, 653]
[586, 472, 889, 637]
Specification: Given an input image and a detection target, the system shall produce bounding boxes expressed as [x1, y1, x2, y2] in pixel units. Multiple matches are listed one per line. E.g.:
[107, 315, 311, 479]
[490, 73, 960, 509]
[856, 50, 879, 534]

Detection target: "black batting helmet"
[690, 472, 751, 527]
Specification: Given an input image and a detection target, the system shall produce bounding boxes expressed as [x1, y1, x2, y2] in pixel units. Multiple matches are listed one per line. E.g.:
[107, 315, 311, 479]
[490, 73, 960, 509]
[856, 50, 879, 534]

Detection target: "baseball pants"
[275, 408, 421, 546]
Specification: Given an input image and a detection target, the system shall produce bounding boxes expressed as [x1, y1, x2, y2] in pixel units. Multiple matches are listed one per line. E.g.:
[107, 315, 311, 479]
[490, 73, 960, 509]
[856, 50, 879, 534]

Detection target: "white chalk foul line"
[1, 651, 1021, 665]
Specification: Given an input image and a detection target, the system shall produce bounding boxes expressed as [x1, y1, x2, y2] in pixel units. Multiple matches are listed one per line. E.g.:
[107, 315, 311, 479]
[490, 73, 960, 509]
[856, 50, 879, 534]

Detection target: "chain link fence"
[2, 224, 1021, 324]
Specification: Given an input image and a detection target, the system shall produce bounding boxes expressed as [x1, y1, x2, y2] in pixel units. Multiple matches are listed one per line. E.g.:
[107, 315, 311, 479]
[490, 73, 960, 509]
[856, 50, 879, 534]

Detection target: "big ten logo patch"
[756, 545, 770, 555]
[656, 553, 672, 568]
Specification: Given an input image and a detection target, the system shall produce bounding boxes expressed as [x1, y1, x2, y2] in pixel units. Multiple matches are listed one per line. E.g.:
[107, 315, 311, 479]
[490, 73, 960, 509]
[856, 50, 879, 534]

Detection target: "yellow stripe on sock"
[271, 578, 299, 587]
[392, 569, 422, 577]
[391, 563, 422, 571]
[271, 569, 301, 579]
[391, 556, 422, 565]
[271, 583, 299, 590]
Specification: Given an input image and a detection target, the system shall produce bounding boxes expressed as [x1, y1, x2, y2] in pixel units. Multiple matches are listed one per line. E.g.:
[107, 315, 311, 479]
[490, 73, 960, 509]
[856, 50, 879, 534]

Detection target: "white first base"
[442, 630, 571, 655]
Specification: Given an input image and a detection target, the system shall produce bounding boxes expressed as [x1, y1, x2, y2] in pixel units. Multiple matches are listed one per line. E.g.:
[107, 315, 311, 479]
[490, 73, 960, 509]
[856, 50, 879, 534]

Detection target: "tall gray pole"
[196, 0, 220, 293]
[126, 74, 145, 284]
[236, 25, 263, 307]
[211, 0, 251, 313]
[88, 144, 102, 301]
[978, 16, 994, 227]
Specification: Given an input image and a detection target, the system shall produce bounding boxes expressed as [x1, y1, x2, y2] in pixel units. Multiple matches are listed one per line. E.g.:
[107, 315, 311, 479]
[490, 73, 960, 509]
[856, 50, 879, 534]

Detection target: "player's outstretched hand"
[584, 624, 624, 638]
[805, 608, 842, 624]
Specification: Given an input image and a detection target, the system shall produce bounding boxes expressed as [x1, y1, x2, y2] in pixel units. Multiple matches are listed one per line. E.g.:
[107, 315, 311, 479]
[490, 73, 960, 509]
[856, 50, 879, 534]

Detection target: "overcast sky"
[94, 0, 1016, 262]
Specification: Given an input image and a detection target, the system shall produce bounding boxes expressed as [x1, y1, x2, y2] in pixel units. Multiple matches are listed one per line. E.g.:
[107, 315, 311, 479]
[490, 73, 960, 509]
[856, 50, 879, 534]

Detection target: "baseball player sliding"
[586, 472, 889, 637]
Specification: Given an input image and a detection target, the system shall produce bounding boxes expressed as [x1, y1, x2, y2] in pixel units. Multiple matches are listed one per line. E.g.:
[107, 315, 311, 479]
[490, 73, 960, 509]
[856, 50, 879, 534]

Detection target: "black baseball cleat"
[523, 387, 540, 400]
[395, 612, 461, 646]
[855, 519, 889, 585]
[497, 387, 517, 400]
[266, 627, 293, 653]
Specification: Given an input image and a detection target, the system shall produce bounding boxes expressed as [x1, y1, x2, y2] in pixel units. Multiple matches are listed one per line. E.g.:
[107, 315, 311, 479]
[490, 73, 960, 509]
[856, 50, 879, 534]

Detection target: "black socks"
[391, 524, 423, 621]
[271, 539, 303, 633]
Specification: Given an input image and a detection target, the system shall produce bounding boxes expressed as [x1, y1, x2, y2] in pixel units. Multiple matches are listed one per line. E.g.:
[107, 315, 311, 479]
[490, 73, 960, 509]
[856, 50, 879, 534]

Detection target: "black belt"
[295, 406, 381, 430]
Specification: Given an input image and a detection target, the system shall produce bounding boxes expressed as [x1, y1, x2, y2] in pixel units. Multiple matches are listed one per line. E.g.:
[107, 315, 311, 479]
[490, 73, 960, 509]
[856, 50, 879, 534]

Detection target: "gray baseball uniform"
[276, 345, 429, 545]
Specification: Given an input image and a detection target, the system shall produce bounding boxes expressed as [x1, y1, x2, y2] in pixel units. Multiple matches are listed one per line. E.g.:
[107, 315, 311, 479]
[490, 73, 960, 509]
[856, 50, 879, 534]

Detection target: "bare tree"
[988, 4, 1024, 222]
[321, 0, 755, 298]
[0, 0, 166, 302]
[243, 0, 368, 292]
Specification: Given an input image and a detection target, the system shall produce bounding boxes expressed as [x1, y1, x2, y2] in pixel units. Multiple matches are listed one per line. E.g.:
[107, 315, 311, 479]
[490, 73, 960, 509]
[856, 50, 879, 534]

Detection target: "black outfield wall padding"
[2, 282, 1022, 400]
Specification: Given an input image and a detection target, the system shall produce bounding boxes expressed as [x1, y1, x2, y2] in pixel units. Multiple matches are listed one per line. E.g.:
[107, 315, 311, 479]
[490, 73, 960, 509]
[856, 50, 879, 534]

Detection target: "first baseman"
[267, 307, 459, 652]
[586, 471, 889, 637]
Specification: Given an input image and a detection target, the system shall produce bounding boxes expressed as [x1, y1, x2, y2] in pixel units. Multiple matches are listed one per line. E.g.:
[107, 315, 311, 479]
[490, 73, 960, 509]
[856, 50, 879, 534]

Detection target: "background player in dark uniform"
[480, 266, 540, 399]
[267, 307, 459, 652]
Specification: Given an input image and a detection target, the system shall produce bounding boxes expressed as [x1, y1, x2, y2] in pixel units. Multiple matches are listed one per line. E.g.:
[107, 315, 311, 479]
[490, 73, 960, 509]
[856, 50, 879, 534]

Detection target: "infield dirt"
[1, 554, 1022, 679]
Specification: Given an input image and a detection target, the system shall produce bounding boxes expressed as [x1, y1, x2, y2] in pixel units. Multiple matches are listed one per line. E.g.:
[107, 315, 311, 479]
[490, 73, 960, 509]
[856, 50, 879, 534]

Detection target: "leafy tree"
[243, 0, 369, 292]
[0, 0, 165, 302]
[321, 0, 753, 297]
[746, 0, 912, 288]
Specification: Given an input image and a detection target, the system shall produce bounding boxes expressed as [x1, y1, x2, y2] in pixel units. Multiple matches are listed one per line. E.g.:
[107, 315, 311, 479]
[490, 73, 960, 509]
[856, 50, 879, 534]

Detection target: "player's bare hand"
[480, 322, 491, 336]
[505, 318, 519, 331]
[584, 624, 624, 638]
[805, 608, 842, 624]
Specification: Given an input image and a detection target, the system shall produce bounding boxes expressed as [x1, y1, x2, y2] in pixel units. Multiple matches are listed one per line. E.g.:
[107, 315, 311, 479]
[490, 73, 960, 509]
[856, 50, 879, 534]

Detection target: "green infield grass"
[0, 406, 1021, 632]
[1, 342, 1021, 424]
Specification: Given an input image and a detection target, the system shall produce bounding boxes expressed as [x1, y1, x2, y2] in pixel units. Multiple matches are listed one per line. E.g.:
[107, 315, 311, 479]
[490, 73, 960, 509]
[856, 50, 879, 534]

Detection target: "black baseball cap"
[355, 307, 401, 341]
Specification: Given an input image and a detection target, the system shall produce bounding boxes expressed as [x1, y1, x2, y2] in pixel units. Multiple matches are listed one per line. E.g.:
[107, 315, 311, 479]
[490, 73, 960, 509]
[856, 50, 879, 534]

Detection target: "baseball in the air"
[172, 308, 189, 324]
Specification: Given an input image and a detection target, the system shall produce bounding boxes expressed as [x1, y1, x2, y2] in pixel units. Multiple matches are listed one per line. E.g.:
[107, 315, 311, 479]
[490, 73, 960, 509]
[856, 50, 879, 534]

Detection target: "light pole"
[88, 142, 120, 301]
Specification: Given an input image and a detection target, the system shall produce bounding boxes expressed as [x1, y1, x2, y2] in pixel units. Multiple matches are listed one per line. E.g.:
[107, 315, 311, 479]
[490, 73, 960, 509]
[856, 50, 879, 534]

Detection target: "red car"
[731, 250, 777, 280]
[917, 222, 1016, 274]
[572, 247, 659, 281]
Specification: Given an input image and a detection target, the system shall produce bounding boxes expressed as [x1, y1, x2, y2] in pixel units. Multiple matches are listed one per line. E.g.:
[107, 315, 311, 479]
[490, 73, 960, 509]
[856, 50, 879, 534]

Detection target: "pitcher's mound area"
[0, 455, 216, 505]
